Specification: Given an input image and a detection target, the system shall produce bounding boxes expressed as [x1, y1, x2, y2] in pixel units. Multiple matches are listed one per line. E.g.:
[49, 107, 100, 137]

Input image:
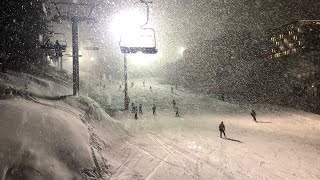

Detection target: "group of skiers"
[131, 103, 157, 119]
[219, 109, 258, 138]
[123, 80, 259, 139]
[131, 103, 143, 119]
[130, 101, 181, 119]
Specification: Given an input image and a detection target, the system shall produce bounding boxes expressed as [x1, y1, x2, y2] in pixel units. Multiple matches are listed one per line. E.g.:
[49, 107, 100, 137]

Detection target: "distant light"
[90, 57, 94, 61]
[39, 34, 43, 43]
[179, 47, 185, 55]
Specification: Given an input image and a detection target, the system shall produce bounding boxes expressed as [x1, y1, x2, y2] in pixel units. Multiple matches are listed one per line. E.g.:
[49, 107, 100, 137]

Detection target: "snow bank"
[0, 69, 130, 180]
[0, 98, 96, 179]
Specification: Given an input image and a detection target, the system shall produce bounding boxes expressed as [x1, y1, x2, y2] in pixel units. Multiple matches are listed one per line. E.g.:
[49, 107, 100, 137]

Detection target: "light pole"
[124, 53, 129, 110]
[72, 16, 79, 96]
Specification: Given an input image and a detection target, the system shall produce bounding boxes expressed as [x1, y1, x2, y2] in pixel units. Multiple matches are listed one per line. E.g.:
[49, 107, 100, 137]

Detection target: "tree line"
[0, 0, 47, 73]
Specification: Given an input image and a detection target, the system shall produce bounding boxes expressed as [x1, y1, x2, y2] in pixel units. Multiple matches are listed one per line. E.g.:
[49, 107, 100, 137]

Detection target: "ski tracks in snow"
[129, 119, 241, 180]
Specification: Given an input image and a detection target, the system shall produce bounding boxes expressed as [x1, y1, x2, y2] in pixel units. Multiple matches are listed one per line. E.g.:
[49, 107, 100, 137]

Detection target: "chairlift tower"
[50, 2, 96, 96]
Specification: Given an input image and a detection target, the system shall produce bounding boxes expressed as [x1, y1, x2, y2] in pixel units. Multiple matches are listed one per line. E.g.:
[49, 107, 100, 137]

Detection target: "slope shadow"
[225, 138, 243, 143]
[257, 121, 272, 123]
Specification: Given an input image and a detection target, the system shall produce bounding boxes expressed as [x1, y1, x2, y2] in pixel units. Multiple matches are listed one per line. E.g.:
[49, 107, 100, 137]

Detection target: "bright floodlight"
[111, 10, 146, 39]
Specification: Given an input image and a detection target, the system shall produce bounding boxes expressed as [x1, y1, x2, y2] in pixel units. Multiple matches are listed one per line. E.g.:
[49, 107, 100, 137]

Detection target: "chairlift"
[119, 0, 158, 54]
[53, 33, 67, 52]
[119, 28, 158, 54]
[83, 39, 100, 51]
[39, 34, 54, 50]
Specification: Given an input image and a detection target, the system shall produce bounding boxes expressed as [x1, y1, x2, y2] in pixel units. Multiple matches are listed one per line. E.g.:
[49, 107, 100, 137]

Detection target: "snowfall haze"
[0, 0, 320, 180]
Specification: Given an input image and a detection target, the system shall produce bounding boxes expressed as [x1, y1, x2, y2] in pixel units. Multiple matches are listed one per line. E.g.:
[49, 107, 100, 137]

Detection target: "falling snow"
[0, 0, 320, 179]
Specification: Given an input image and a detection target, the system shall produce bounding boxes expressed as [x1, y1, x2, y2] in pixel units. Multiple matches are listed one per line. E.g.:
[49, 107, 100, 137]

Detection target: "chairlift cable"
[134, 0, 152, 27]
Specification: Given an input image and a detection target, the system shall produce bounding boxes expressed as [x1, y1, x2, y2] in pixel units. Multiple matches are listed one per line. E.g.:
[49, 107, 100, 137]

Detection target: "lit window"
[280, 45, 284, 50]
[293, 35, 298, 40]
[297, 28, 301, 33]
[297, 74, 301, 79]
[298, 41, 301, 45]
[276, 41, 280, 46]
[292, 48, 297, 53]
[279, 34, 284, 39]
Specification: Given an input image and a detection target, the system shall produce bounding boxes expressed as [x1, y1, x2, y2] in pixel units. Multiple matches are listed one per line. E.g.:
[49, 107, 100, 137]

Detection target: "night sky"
[48, 0, 320, 66]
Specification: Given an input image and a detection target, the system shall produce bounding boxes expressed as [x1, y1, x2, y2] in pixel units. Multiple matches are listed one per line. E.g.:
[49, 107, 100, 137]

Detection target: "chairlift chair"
[82, 38, 100, 51]
[119, 28, 158, 54]
[118, 0, 158, 54]
[53, 33, 67, 52]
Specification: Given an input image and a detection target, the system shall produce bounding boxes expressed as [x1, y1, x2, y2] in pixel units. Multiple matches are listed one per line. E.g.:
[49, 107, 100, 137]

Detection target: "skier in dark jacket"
[172, 99, 176, 108]
[139, 104, 143, 114]
[251, 110, 257, 122]
[152, 104, 156, 115]
[54, 40, 62, 57]
[131, 103, 135, 113]
[174, 107, 180, 117]
[219, 122, 226, 138]
[134, 106, 138, 120]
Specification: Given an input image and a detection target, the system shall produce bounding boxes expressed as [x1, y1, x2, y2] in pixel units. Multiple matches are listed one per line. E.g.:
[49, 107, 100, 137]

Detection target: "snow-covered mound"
[0, 98, 95, 179]
[0, 69, 129, 180]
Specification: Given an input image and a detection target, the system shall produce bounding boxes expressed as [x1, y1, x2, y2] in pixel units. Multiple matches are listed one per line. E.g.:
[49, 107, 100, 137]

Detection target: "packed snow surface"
[0, 70, 320, 180]
[98, 79, 320, 180]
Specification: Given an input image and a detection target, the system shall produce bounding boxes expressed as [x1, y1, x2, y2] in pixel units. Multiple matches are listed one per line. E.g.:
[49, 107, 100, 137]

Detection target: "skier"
[119, 84, 122, 90]
[44, 39, 52, 57]
[219, 121, 226, 138]
[174, 107, 180, 117]
[139, 104, 143, 114]
[251, 110, 257, 122]
[171, 87, 174, 93]
[150, 86, 152, 91]
[152, 104, 156, 115]
[134, 107, 138, 120]
[131, 103, 135, 113]
[143, 80, 145, 87]
[54, 40, 62, 57]
[172, 99, 176, 108]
